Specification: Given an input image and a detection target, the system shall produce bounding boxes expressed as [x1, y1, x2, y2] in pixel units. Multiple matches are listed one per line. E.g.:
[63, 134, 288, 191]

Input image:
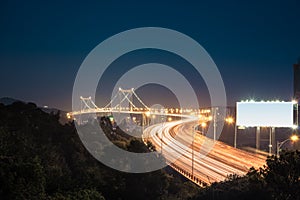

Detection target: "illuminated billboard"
[236, 101, 294, 127]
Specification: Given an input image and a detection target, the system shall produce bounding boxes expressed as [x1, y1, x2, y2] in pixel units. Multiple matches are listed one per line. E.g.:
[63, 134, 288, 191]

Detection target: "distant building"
[294, 58, 300, 100]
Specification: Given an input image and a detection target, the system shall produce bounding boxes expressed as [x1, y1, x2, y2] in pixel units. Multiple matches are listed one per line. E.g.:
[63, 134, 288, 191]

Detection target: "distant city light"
[109, 116, 114, 122]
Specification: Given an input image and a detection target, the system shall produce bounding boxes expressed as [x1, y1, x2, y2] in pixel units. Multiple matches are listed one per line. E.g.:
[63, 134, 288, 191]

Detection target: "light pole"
[161, 116, 165, 154]
[276, 135, 299, 157]
[145, 111, 150, 126]
[234, 125, 237, 148]
[201, 122, 207, 135]
[225, 117, 235, 147]
[213, 108, 217, 141]
[142, 111, 151, 136]
[192, 125, 196, 178]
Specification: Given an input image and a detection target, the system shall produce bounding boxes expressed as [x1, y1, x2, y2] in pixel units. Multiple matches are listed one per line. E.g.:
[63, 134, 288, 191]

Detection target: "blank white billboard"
[236, 102, 294, 127]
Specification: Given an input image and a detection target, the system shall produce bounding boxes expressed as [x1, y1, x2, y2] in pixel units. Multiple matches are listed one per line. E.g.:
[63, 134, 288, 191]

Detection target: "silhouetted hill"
[0, 97, 22, 105]
[40, 107, 69, 125]
[0, 97, 69, 124]
[0, 101, 199, 200]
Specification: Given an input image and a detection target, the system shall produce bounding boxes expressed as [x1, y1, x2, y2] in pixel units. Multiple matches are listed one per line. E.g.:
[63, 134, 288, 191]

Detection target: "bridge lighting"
[132, 117, 136, 122]
[168, 117, 172, 122]
[145, 111, 150, 117]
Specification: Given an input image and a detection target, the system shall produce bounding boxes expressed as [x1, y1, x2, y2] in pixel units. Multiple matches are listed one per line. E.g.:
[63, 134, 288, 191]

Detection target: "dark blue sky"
[0, 0, 299, 110]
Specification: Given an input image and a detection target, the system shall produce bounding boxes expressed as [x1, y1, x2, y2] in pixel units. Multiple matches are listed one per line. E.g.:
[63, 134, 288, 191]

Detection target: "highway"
[143, 119, 266, 186]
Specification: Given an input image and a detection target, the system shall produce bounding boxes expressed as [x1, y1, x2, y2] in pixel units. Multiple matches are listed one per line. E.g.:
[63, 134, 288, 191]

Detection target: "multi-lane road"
[143, 119, 266, 186]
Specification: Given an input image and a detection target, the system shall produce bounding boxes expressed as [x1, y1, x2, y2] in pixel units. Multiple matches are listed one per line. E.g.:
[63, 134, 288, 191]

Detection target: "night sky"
[1, 0, 300, 111]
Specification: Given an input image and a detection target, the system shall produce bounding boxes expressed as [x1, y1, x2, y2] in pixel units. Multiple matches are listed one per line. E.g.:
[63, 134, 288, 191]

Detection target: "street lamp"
[201, 122, 207, 135]
[192, 125, 196, 178]
[225, 117, 234, 124]
[225, 116, 236, 148]
[160, 115, 166, 154]
[145, 111, 151, 126]
[277, 135, 299, 157]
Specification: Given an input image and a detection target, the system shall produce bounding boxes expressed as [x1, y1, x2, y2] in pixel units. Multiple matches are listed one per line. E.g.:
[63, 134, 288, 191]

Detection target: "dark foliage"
[0, 102, 198, 200]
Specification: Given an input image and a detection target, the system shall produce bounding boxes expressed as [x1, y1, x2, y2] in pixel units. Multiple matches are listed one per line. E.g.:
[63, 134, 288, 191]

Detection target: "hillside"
[0, 101, 199, 200]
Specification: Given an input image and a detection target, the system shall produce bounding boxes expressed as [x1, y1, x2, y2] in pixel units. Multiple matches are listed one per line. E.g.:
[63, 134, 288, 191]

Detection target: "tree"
[263, 151, 300, 200]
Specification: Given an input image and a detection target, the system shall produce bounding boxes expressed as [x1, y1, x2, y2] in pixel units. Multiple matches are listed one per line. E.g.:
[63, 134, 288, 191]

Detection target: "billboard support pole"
[296, 102, 298, 128]
[268, 127, 276, 155]
[234, 125, 237, 148]
[256, 127, 260, 150]
[272, 127, 276, 154]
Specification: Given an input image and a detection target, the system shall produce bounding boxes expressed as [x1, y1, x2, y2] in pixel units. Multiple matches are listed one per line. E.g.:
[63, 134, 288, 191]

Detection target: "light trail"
[143, 119, 266, 186]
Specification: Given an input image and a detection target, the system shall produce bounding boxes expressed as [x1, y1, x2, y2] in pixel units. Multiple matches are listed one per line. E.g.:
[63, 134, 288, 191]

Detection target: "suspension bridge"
[68, 87, 198, 120]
